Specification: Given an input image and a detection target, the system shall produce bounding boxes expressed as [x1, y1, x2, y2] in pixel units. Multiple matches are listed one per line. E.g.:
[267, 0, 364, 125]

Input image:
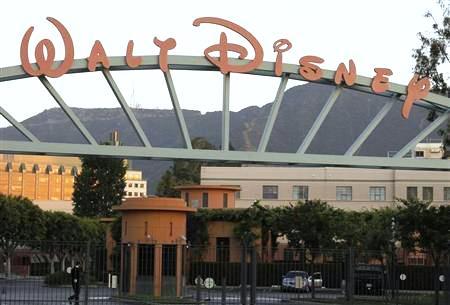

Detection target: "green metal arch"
[0, 55, 449, 170]
[0, 55, 449, 111]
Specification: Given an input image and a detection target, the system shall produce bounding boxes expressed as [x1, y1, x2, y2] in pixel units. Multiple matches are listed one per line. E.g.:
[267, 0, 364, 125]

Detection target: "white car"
[281, 271, 323, 292]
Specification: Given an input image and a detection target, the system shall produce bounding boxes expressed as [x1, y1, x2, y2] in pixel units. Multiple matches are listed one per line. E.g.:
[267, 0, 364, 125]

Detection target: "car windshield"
[286, 271, 307, 278]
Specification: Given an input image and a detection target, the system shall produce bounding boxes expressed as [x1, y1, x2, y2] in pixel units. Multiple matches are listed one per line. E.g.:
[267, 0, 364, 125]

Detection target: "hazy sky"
[0, 0, 445, 127]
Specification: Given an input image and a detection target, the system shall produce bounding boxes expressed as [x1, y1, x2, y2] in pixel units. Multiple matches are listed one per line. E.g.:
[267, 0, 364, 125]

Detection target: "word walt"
[20, 17, 430, 119]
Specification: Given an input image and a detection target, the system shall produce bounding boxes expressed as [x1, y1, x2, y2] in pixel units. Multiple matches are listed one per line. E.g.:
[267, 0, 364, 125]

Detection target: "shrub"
[44, 271, 71, 286]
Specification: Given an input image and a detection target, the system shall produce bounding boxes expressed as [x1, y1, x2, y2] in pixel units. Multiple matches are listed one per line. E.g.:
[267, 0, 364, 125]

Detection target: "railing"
[1, 241, 449, 304]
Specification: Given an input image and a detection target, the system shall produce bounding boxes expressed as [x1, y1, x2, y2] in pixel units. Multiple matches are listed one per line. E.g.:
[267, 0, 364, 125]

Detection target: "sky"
[0, 0, 446, 127]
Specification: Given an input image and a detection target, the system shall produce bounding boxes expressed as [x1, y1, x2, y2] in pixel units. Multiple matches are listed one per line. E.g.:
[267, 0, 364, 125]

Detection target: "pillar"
[176, 244, 183, 297]
[154, 245, 163, 297]
[129, 243, 138, 295]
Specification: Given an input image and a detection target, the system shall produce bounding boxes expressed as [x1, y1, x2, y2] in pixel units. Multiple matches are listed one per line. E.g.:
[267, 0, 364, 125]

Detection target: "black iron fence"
[1, 242, 450, 305]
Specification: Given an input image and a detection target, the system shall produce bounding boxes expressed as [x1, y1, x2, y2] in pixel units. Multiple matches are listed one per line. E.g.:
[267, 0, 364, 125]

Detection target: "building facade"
[175, 185, 240, 209]
[0, 154, 81, 213]
[124, 170, 147, 198]
[201, 166, 450, 210]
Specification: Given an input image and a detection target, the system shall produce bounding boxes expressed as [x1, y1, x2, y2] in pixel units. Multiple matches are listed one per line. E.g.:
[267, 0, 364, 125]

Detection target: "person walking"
[68, 262, 81, 305]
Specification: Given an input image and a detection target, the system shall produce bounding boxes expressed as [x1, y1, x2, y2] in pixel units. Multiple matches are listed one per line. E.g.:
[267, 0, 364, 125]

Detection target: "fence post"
[346, 247, 354, 303]
[221, 276, 227, 305]
[250, 247, 256, 305]
[240, 244, 247, 305]
[196, 275, 202, 305]
[311, 251, 315, 299]
[84, 241, 91, 305]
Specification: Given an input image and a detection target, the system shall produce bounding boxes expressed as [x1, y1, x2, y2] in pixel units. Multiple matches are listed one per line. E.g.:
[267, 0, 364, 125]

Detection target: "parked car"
[281, 271, 323, 292]
[354, 264, 386, 296]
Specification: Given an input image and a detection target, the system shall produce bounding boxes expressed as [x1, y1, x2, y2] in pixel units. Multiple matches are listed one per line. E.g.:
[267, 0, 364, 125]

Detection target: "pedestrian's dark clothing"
[68, 265, 82, 305]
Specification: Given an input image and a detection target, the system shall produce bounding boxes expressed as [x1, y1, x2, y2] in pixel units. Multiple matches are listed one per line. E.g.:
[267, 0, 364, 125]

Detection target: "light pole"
[391, 217, 396, 301]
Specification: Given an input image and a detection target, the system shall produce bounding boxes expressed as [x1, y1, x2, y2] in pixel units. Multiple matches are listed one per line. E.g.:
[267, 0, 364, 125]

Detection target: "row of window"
[127, 183, 145, 188]
[261, 185, 450, 201]
[184, 192, 229, 208]
[127, 191, 145, 197]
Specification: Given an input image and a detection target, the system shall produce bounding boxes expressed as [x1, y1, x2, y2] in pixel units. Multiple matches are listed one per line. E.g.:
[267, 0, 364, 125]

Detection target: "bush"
[44, 271, 71, 286]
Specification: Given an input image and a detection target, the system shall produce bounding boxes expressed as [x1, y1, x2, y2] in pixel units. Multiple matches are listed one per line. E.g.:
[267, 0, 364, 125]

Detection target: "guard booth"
[114, 197, 196, 297]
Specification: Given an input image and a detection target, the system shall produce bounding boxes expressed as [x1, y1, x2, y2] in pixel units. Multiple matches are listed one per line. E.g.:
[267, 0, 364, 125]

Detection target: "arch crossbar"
[0, 55, 449, 171]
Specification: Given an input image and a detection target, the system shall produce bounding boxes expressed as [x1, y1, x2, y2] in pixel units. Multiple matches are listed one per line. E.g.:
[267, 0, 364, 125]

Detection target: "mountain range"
[0, 83, 440, 193]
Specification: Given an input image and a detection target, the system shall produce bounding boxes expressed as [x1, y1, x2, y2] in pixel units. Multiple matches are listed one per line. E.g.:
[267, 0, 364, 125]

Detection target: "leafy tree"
[73, 152, 127, 217]
[42, 211, 82, 273]
[274, 200, 340, 260]
[397, 199, 450, 305]
[111, 216, 122, 244]
[0, 195, 45, 277]
[413, 12, 450, 158]
[360, 207, 399, 254]
[156, 137, 216, 197]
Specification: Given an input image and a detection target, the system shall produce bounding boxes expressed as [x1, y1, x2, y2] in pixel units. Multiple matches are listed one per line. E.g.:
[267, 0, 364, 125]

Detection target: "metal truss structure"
[0, 55, 449, 170]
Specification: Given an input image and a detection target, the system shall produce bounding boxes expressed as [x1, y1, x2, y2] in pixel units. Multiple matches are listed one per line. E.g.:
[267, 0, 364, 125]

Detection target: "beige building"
[124, 170, 147, 198]
[201, 166, 450, 210]
[413, 142, 444, 159]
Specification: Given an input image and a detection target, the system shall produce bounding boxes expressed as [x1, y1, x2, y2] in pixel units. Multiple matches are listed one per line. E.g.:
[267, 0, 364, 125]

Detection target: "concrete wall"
[180, 189, 236, 209]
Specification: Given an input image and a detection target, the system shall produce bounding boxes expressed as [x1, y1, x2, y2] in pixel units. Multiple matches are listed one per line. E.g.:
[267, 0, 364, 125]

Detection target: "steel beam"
[39, 76, 98, 145]
[222, 73, 230, 151]
[0, 106, 39, 142]
[1, 140, 448, 170]
[1, 56, 448, 111]
[102, 70, 152, 147]
[345, 97, 396, 156]
[163, 70, 192, 149]
[258, 74, 289, 152]
[297, 87, 342, 154]
[393, 111, 449, 158]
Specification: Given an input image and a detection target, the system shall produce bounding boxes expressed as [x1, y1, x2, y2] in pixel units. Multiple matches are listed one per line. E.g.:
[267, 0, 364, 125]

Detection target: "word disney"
[20, 17, 430, 119]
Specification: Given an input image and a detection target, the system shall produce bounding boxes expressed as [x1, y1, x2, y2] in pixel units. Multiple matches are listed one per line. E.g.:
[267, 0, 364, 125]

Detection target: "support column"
[129, 243, 138, 295]
[154, 245, 163, 297]
[176, 244, 183, 297]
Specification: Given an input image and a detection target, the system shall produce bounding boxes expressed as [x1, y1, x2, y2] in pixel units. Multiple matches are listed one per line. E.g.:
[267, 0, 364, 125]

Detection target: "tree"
[397, 199, 450, 305]
[274, 200, 340, 261]
[73, 153, 127, 217]
[413, 12, 450, 158]
[42, 211, 82, 273]
[156, 137, 215, 197]
[0, 195, 45, 277]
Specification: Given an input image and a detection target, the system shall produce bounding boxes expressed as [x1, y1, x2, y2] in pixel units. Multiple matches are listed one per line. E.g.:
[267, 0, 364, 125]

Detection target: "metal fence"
[0, 241, 120, 305]
[1, 242, 450, 305]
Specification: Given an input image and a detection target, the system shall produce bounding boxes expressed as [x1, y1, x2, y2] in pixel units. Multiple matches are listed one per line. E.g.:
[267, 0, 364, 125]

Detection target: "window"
[191, 199, 199, 208]
[184, 192, 190, 205]
[415, 150, 424, 158]
[445, 187, 450, 201]
[336, 186, 352, 201]
[293, 185, 309, 200]
[223, 193, 228, 208]
[369, 187, 386, 201]
[423, 187, 433, 201]
[134, 183, 138, 188]
[128, 183, 132, 187]
[140, 192, 144, 197]
[407, 187, 418, 201]
[263, 185, 278, 199]
[202, 192, 209, 208]
[134, 192, 138, 196]
[140, 183, 144, 188]
[128, 192, 132, 196]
